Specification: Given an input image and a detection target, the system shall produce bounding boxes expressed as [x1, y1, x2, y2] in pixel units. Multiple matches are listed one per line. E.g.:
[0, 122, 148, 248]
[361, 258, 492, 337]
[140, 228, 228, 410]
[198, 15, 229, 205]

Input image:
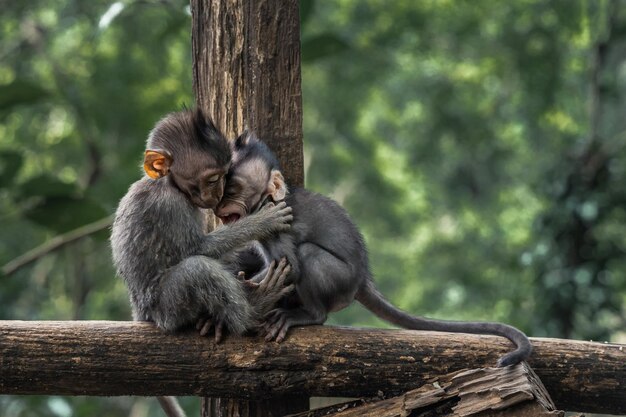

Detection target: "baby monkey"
[216, 133, 532, 367]
[111, 108, 293, 341]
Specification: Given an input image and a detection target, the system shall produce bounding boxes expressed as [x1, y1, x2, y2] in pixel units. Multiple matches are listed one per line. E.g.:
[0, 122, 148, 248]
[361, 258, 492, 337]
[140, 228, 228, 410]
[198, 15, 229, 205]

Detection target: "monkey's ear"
[195, 106, 205, 121]
[267, 169, 287, 201]
[234, 131, 251, 149]
[143, 150, 172, 179]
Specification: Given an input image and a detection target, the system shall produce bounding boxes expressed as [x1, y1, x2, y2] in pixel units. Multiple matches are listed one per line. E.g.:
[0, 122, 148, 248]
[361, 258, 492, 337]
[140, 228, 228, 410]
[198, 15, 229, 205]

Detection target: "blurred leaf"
[156, 12, 189, 44]
[23, 196, 109, 233]
[300, 0, 315, 26]
[302, 33, 350, 62]
[0, 79, 49, 110]
[16, 175, 79, 200]
[0, 150, 24, 188]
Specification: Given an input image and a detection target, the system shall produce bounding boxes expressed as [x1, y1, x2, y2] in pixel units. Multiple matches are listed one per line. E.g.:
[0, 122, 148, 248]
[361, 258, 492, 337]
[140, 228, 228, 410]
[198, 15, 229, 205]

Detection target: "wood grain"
[0, 321, 624, 414]
[286, 363, 563, 417]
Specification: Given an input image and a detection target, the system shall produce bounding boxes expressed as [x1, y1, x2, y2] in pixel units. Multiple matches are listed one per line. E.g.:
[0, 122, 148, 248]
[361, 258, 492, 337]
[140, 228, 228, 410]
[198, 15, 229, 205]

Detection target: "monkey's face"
[216, 158, 270, 224]
[171, 162, 230, 210]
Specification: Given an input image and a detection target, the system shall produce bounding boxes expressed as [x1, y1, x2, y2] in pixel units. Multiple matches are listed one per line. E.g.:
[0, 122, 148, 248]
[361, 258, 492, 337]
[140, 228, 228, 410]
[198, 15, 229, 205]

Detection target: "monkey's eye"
[207, 174, 221, 184]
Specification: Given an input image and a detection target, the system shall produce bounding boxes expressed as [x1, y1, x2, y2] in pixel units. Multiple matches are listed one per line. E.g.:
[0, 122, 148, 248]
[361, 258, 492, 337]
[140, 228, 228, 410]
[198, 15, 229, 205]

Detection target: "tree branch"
[0, 321, 624, 414]
[1, 216, 113, 276]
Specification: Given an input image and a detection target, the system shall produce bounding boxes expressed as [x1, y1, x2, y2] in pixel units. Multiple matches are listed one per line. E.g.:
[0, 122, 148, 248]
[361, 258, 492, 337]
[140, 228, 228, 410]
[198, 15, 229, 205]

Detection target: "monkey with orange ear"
[111, 109, 294, 417]
[112, 107, 293, 338]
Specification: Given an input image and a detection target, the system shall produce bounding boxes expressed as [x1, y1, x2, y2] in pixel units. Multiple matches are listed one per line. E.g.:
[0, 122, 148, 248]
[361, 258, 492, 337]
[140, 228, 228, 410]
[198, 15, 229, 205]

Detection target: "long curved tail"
[355, 280, 532, 366]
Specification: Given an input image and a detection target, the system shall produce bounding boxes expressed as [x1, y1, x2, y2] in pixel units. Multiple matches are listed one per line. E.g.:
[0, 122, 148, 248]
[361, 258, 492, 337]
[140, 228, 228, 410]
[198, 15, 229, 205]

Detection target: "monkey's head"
[143, 108, 231, 210]
[216, 132, 287, 224]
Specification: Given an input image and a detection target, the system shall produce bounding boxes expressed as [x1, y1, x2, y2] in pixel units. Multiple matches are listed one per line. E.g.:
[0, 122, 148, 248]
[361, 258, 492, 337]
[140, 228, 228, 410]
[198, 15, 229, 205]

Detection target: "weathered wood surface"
[191, 0, 304, 188]
[286, 363, 564, 417]
[0, 321, 624, 414]
[202, 397, 309, 417]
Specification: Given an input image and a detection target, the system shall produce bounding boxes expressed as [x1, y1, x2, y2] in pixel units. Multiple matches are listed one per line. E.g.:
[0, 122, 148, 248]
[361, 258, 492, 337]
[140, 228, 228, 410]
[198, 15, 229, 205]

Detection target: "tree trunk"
[1, 321, 624, 415]
[191, 0, 305, 414]
[191, 0, 304, 188]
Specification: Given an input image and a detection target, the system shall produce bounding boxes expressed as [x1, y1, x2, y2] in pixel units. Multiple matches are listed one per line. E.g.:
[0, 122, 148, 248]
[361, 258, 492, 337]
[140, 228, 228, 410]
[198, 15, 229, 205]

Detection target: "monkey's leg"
[265, 243, 360, 342]
[151, 256, 255, 338]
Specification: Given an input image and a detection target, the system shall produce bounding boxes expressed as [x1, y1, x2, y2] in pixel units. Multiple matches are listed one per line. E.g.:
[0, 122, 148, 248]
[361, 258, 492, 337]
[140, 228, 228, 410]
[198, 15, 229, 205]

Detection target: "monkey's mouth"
[219, 213, 241, 224]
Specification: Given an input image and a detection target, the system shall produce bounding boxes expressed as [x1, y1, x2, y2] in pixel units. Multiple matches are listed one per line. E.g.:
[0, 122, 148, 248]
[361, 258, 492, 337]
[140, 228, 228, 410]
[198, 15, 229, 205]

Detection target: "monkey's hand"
[243, 258, 294, 321]
[196, 315, 227, 343]
[254, 201, 293, 234]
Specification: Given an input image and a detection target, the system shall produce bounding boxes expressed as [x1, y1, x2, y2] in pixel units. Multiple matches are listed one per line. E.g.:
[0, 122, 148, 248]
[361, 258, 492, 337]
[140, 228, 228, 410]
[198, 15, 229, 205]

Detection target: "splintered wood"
[287, 363, 569, 417]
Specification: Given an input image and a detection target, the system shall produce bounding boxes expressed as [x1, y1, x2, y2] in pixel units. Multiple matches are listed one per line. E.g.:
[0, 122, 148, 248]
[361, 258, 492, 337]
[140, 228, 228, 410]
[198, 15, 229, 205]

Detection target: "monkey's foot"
[248, 258, 294, 318]
[196, 315, 226, 343]
[263, 308, 293, 342]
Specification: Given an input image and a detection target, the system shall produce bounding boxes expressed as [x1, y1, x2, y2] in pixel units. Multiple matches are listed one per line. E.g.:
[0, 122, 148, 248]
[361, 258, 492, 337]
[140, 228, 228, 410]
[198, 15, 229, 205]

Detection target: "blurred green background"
[1, 0, 625, 416]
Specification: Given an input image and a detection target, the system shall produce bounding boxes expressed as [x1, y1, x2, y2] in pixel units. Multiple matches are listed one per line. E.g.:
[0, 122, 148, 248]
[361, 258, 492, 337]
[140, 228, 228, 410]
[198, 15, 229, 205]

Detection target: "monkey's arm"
[199, 202, 292, 258]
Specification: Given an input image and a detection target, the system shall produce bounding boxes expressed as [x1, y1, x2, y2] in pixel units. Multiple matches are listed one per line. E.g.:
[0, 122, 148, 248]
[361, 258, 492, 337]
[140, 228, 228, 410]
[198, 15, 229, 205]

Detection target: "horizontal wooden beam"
[0, 321, 624, 414]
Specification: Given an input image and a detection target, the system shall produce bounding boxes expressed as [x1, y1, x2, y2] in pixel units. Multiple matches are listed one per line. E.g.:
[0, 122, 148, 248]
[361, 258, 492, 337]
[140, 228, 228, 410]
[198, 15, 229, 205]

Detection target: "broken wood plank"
[286, 363, 564, 417]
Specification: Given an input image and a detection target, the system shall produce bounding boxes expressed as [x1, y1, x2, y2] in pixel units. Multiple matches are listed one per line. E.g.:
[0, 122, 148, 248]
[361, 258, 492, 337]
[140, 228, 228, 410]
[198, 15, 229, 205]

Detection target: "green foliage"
[300, 0, 626, 343]
[0, 0, 625, 416]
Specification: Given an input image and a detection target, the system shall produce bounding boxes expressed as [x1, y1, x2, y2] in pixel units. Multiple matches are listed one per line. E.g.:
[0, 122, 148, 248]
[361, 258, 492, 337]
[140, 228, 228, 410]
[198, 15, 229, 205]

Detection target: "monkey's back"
[110, 177, 205, 320]
[287, 188, 369, 276]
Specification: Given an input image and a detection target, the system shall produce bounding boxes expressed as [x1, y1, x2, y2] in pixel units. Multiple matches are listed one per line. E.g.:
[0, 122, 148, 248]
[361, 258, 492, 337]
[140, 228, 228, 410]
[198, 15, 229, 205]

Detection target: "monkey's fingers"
[266, 201, 291, 218]
[275, 321, 292, 343]
[273, 263, 291, 288]
[196, 315, 213, 331]
[236, 271, 246, 281]
[243, 280, 260, 290]
[196, 318, 206, 330]
[265, 314, 288, 342]
[264, 258, 287, 290]
[279, 284, 295, 298]
[264, 308, 285, 324]
[275, 202, 292, 217]
[257, 260, 277, 291]
[214, 320, 225, 344]
[199, 319, 213, 337]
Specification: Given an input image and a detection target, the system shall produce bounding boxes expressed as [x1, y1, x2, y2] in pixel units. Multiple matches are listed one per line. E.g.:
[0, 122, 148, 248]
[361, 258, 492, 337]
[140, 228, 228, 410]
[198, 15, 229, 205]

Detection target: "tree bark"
[191, 0, 304, 188]
[0, 321, 624, 415]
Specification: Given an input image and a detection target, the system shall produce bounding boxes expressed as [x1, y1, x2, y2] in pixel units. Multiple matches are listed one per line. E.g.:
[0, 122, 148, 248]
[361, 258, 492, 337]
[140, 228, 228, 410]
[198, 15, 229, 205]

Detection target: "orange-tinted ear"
[143, 150, 172, 179]
[267, 169, 287, 201]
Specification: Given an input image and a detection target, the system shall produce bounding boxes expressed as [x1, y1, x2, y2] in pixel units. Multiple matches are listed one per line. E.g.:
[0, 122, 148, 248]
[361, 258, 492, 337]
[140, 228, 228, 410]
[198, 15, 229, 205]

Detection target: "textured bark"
[191, 0, 304, 188]
[286, 363, 564, 417]
[201, 398, 308, 417]
[0, 321, 624, 415]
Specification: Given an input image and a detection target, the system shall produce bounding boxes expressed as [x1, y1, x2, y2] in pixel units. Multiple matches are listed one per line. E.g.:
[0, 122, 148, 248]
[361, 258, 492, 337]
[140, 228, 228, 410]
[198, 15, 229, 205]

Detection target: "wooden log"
[0, 321, 623, 414]
[286, 363, 564, 417]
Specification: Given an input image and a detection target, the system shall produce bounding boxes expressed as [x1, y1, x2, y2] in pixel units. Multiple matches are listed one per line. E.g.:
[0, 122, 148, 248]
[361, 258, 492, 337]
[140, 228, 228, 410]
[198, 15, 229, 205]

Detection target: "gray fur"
[110, 109, 292, 336]
[111, 176, 290, 333]
[218, 135, 532, 367]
